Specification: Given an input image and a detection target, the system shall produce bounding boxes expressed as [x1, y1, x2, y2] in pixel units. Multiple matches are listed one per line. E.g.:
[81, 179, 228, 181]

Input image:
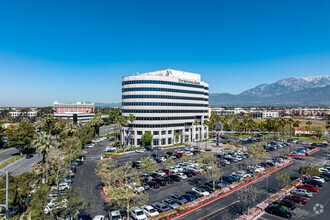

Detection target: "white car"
[176, 166, 184, 172]
[185, 151, 193, 156]
[170, 167, 179, 174]
[177, 173, 188, 180]
[93, 215, 105, 220]
[155, 170, 166, 176]
[312, 176, 325, 183]
[291, 189, 313, 198]
[109, 210, 122, 220]
[159, 156, 166, 162]
[131, 207, 148, 220]
[135, 149, 145, 153]
[319, 167, 330, 173]
[43, 199, 67, 214]
[142, 205, 159, 217]
[192, 187, 210, 196]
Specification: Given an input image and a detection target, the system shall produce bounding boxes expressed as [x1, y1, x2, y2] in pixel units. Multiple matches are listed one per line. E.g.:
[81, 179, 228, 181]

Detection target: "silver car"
[161, 199, 180, 209]
[291, 189, 313, 198]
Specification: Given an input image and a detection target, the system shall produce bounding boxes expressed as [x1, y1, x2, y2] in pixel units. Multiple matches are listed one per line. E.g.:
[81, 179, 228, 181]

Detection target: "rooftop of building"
[53, 101, 94, 105]
[126, 69, 201, 81]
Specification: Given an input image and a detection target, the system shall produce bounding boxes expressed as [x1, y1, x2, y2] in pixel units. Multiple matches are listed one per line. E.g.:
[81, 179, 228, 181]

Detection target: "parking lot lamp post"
[0, 171, 9, 220]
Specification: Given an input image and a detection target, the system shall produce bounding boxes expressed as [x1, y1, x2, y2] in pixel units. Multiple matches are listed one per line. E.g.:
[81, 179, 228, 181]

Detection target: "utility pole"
[0, 171, 9, 220]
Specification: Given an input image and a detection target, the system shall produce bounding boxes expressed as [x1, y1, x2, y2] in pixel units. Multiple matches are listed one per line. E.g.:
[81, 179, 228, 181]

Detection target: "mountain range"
[210, 75, 330, 107]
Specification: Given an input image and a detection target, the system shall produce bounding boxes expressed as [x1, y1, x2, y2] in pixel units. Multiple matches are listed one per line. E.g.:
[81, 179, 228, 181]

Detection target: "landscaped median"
[102, 152, 123, 160]
[149, 158, 294, 220]
[237, 174, 308, 220]
[0, 154, 25, 170]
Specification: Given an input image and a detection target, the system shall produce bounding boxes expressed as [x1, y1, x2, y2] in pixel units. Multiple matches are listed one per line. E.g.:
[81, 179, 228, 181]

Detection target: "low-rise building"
[53, 101, 94, 113]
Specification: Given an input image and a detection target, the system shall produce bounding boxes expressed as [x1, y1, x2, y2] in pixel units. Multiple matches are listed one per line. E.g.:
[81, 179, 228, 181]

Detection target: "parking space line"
[198, 200, 240, 220]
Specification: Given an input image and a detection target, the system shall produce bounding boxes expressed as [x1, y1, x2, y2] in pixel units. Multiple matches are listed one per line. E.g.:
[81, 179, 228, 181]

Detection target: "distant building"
[262, 111, 279, 118]
[53, 101, 94, 113]
[53, 112, 95, 123]
[9, 109, 38, 118]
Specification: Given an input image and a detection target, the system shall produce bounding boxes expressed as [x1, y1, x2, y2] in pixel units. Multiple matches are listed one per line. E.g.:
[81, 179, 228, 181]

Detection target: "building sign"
[178, 79, 200, 85]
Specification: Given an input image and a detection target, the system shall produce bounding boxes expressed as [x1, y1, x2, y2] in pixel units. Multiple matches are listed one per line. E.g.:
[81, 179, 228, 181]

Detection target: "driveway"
[0, 148, 20, 163]
[0, 152, 42, 175]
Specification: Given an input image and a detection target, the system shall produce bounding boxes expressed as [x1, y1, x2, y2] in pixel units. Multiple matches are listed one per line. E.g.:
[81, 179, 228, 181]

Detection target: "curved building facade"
[121, 69, 209, 146]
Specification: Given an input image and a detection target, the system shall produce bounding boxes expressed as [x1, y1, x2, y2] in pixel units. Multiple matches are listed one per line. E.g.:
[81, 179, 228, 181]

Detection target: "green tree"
[59, 136, 83, 162]
[275, 171, 291, 188]
[116, 115, 128, 148]
[163, 156, 175, 169]
[32, 132, 56, 183]
[0, 121, 5, 148]
[306, 121, 312, 132]
[44, 114, 54, 135]
[7, 119, 35, 152]
[101, 162, 148, 218]
[140, 156, 159, 175]
[238, 186, 260, 215]
[312, 127, 324, 139]
[87, 116, 104, 137]
[74, 125, 94, 146]
[127, 114, 136, 147]
[141, 131, 153, 146]
[62, 122, 78, 137]
[287, 118, 294, 139]
[174, 132, 179, 144]
[48, 154, 70, 192]
[247, 142, 267, 173]
[181, 155, 193, 164]
[62, 188, 89, 219]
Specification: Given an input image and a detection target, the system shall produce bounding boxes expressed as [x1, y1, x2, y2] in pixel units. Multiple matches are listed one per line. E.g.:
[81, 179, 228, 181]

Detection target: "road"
[0, 148, 20, 163]
[0, 152, 42, 175]
[99, 126, 114, 136]
[257, 176, 330, 220]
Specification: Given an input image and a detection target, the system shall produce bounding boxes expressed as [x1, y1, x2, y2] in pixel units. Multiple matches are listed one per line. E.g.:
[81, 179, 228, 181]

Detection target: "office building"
[121, 69, 209, 146]
[53, 101, 94, 113]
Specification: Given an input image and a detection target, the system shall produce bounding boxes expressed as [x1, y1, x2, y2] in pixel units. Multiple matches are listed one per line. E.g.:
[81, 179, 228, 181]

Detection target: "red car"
[284, 195, 307, 205]
[175, 152, 183, 157]
[188, 169, 198, 175]
[161, 169, 173, 175]
[297, 184, 318, 192]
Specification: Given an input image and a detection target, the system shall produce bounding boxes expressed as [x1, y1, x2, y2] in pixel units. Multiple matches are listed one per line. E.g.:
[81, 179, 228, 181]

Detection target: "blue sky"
[1, 0, 330, 107]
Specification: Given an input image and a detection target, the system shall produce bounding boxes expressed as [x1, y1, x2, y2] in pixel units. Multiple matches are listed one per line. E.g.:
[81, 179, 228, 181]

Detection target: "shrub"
[104, 152, 123, 157]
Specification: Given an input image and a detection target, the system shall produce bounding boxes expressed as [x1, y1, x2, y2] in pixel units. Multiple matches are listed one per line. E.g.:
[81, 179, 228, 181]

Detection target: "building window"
[161, 130, 166, 135]
[153, 139, 159, 145]
[137, 139, 142, 145]
[137, 131, 142, 135]
[153, 131, 159, 135]
[168, 138, 172, 145]
[161, 138, 166, 145]
[168, 130, 172, 134]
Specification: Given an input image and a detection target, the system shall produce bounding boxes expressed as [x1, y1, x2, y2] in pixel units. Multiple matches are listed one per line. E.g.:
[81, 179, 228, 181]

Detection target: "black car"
[151, 173, 160, 178]
[141, 182, 150, 190]
[132, 162, 141, 169]
[303, 179, 323, 187]
[182, 171, 193, 178]
[169, 175, 181, 182]
[159, 176, 174, 184]
[152, 178, 167, 186]
[260, 162, 271, 168]
[265, 205, 292, 219]
[200, 185, 215, 193]
[273, 199, 296, 210]
[151, 154, 159, 158]
[186, 191, 203, 199]
[146, 181, 159, 189]
[222, 176, 239, 184]
[25, 154, 34, 159]
[166, 151, 174, 156]
[319, 175, 330, 182]
[145, 146, 153, 151]
[153, 158, 161, 163]
[321, 172, 330, 178]
[77, 213, 92, 220]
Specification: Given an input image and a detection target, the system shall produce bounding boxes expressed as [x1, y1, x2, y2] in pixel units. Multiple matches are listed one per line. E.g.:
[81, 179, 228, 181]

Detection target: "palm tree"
[63, 122, 78, 137]
[53, 122, 62, 140]
[116, 115, 128, 148]
[278, 118, 287, 137]
[231, 118, 239, 133]
[266, 118, 273, 135]
[32, 132, 55, 183]
[127, 114, 136, 147]
[287, 118, 294, 139]
[87, 116, 104, 138]
[44, 114, 54, 135]
[306, 121, 312, 132]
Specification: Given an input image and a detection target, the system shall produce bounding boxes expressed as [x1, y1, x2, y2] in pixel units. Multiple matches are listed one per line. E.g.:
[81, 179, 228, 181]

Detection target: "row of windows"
[122, 80, 209, 90]
[122, 109, 208, 113]
[135, 116, 208, 121]
[122, 87, 208, 95]
[130, 123, 193, 128]
[122, 102, 208, 107]
[122, 94, 208, 101]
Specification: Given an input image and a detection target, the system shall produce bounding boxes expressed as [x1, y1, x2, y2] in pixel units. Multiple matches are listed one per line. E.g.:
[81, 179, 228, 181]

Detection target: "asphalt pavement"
[0, 148, 20, 163]
[99, 126, 114, 136]
[0, 152, 42, 175]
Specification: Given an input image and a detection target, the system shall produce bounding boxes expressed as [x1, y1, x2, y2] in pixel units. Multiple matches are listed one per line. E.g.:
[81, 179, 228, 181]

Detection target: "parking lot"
[73, 135, 329, 219]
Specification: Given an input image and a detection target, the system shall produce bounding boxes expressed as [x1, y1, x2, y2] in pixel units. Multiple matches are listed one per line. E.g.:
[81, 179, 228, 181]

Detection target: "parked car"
[192, 187, 210, 196]
[265, 205, 292, 219]
[312, 176, 325, 183]
[140, 182, 150, 190]
[181, 194, 196, 202]
[77, 213, 92, 220]
[182, 171, 193, 178]
[142, 205, 159, 218]
[109, 210, 122, 220]
[273, 199, 296, 210]
[297, 184, 318, 192]
[186, 191, 203, 199]
[130, 207, 148, 220]
[168, 194, 188, 205]
[319, 175, 330, 182]
[159, 176, 174, 184]
[152, 178, 166, 186]
[200, 185, 215, 193]
[303, 179, 323, 187]
[169, 175, 181, 182]
[162, 199, 180, 209]
[160, 169, 172, 175]
[93, 215, 105, 220]
[284, 195, 307, 205]
[177, 173, 188, 180]
[152, 202, 171, 212]
[146, 181, 159, 189]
